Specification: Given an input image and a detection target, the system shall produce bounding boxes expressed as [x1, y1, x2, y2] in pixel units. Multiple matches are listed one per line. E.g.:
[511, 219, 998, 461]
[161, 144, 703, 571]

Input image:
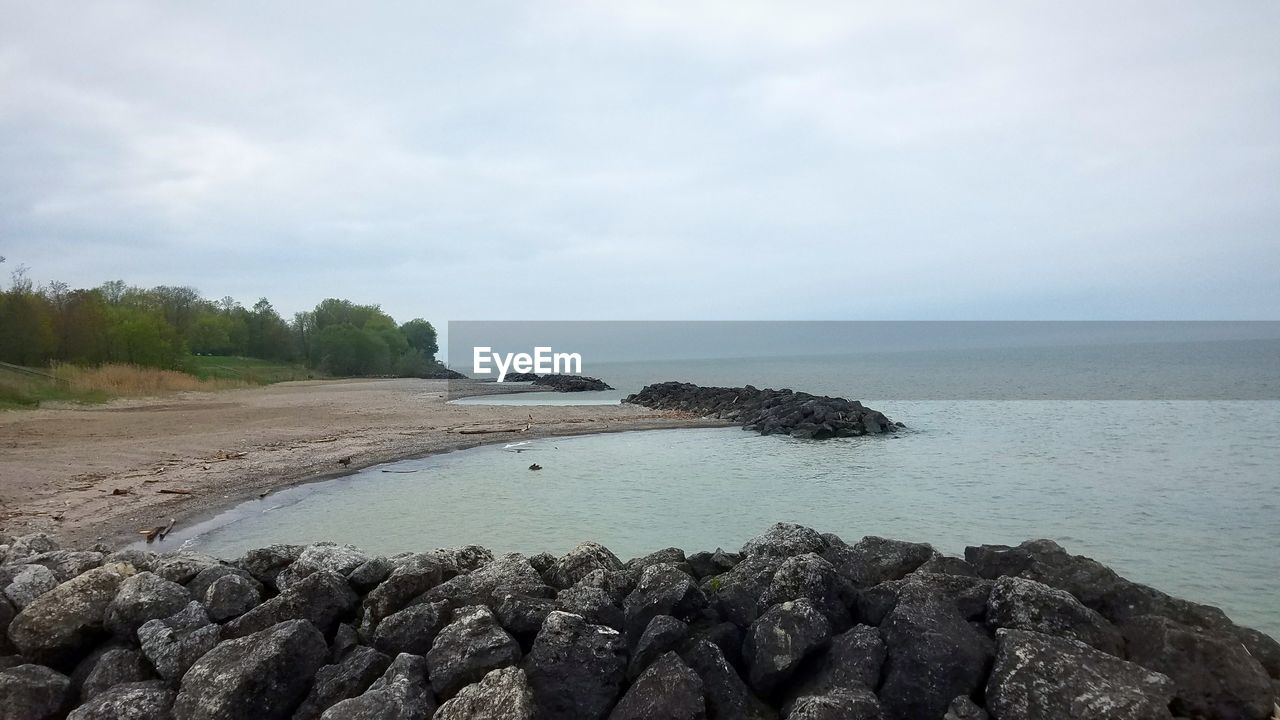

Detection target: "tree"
[399, 319, 438, 360]
[312, 324, 390, 376]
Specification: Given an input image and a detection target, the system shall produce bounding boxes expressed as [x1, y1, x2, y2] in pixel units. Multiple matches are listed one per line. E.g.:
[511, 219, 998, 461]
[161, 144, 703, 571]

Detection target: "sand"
[0, 379, 718, 547]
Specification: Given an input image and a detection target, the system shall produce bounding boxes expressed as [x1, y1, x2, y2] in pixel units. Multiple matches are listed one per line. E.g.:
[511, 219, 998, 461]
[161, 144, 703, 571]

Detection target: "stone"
[75, 647, 152, 702]
[7, 564, 133, 666]
[434, 666, 534, 720]
[740, 523, 828, 559]
[822, 536, 937, 588]
[221, 569, 357, 639]
[761, 552, 856, 629]
[680, 639, 775, 720]
[202, 573, 260, 622]
[784, 688, 881, 720]
[104, 572, 190, 638]
[150, 555, 221, 586]
[235, 544, 303, 591]
[572, 569, 634, 606]
[622, 564, 708, 643]
[856, 573, 992, 626]
[275, 543, 370, 591]
[173, 619, 328, 720]
[319, 652, 437, 720]
[527, 552, 556, 576]
[66, 681, 175, 720]
[417, 554, 550, 612]
[624, 547, 691, 578]
[330, 623, 359, 662]
[917, 556, 979, 577]
[7, 533, 60, 559]
[0, 663, 70, 720]
[493, 593, 556, 636]
[183, 565, 260, 602]
[524, 611, 627, 720]
[363, 554, 446, 625]
[1123, 615, 1273, 720]
[628, 615, 688, 681]
[435, 545, 496, 577]
[703, 555, 783, 628]
[943, 696, 989, 720]
[545, 543, 624, 590]
[2, 564, 59, 610]
[788, 625, 884, 701]
[136, 602, 219, 683]
[556, 586, 623, 630]
[608, 652, 705, 720]
[373, 600, 451, 656]
[877, 591, 994, 720]
[426, 606, 521, 698]
[986, 575, 1124, 656]
[687, 549, 742, 579]
[294, 646, 392, 720]
[19, 551, 105, 583]
[744, 599, 832, 698]
[1234, 625, 1280, 678]
[102, 550, 155, 573]
[348, 557, 393, 593]
[986, 629, 1175, 720]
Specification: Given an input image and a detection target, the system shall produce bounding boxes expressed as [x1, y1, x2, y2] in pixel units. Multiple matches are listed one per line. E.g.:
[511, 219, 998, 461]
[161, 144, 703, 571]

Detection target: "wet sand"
[0, 378, 717, 547]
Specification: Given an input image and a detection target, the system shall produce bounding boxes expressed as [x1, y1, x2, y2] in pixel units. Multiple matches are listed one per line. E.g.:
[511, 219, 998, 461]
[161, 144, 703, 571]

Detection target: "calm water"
[172, 340, 1280, 635]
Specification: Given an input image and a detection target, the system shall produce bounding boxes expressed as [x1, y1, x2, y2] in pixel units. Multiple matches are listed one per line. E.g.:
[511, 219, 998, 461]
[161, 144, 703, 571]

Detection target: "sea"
[169, 338, 1280, 636]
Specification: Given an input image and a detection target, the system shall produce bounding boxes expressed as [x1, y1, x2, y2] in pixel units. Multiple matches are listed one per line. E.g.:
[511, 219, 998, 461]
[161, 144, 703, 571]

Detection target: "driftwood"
[157, 488, 193, 495]
[140, 517, 177, 543]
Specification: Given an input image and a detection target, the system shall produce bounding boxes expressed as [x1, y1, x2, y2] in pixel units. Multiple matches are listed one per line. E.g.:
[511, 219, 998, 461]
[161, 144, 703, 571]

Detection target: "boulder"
[744, 599, 832, 698]
[986, 575, 1123, 656]
[275, 543, 369, 591]
[173, 619, 327, 720]
[788, 625, 884, 701]
[624, 548, 691, 578]
[348, 557, 394, 593]
[136, 602, 219, 683]
[0, 598, 12, 654]
[687, 549, 742, 579]
[434, 546, 496, 577]
[319, 652, 436, 720]
[943, 696, 989, 720]
[102, 550, 155, 573]
[74, 647, 152, 702]
[1123, 615, 1273, 720]
[784, 688, 881, 720]
[294, 646, 392, 720]
[434, 667, 534, 720]
[704, 555, 782, 628]
[18, 551, 105, 583]
[986, 629, 1174, 720]
[417, 554, 550, 611]
[373, 600, 451, 656]
[608, 652, 705, 720]
[856, 572, 992, 626]
[1234, 625, 1280, 678]
[104, 572, 190, 639]
[493, 594, 556, 637]
[426, 606, 521, 698]
[202, 574, 260, 622]
[556, 586, 623, 630]
[527, 553, 556, 576]
[183, 565, 260, 602]
[66, 681, 175, 720]
[627, 615, 687, 681]
[330, 623, 359, 663]
[7, 564, 133, 666]
[822, 536, 937, 588]
[761, 553, 855, 629]
[623, 564, 708, 643]
[7, 534, 60, 559]
[680, 639, 775, 720]
[151, 555, 222, 586]
[362, 554, 445, 625]
[571, 569, 634, 606]
[916, 556, 979, 577]
[0, 663, 71, 720]
[877, 591, 994, 720]
[221, 569, 357, 639]
[741, 523, 829, 560]
[545, 543, 624, 590]
[235, 544, 303, 591]
[2, 564, 60, 609]
[524, 611, 627, 720]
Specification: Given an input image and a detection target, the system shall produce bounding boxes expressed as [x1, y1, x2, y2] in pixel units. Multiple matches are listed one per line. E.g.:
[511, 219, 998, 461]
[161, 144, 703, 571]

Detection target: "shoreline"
[0, 378, 729, 550]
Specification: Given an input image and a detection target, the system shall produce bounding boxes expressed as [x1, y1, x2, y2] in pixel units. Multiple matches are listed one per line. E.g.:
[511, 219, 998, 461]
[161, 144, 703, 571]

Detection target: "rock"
[684, 621, 745, 671]
[294, 646, 392, 720]
[573, 569, 635, 606]
[943, 696, 989, 720]
[417, 554, 550, 611]
[426, 606, 521, 698]
[704, 555, 782, 628]
[330, 623, 359, 662]
[435, 546, 496, 577]
[19, 551, 105, 583]
[104, 572, 190, 638]
[527, 553, 556, 575]
[66, 681, 175, 720]
[524, 611, 627, 720]
[348, 557, 393, 593]
[221, 569, 357, 639]
[1234, 625, 1280, 678]
[623, 564, 708, 643]
[545, 543, 624, 590]
[687, 549, 742, 579]
[236, 544, 303, 591]
[856, 573, 992, 626]
[784, 688, 881, 720]
[8, 564, 133, 666]
[761, 553, 855, 629]
[102, 550, 155, 573]
[276, 544, 369, 591]
[986, 575, 1123, 656]
[362, 554, 445, 625]
[823, 536, 937, 588]
[202, 574, 260, 622]
[744, 599, 832, 698]
[986, 629, 1175, 720]
[788, 625, 884, 701]
[877, 590, 994, 720]
[319, 652, 436, 720]
[434, 667, 534, 720]
[0, 598, 12, 654]
[628, 615, 688, 681]
[493, 594, 556, 637]
[741, 523, 829, 559]
[173, 619, 328, 720]
[75, 647, 152, 702]
[1123, 615, 1273, 720]
[917, 556, 979, 577]
[608, 652, 705, 720]
[0, 663, 70, 720]
[373, 600, 451, 656]
[624, 548, 691, 577]
[2, 564, 59, 609]
[151, 555, 222, 586]
[7, 534, 60, 559]
[679, 639, 776, 720]
[183, 565, 260, 602]
[136, 602, 219, 683]
[556, 586, 623, 630]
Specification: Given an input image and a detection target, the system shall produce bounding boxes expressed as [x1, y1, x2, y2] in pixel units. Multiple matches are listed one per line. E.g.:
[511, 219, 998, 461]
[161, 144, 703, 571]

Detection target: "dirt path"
[0, 379, 717, 547]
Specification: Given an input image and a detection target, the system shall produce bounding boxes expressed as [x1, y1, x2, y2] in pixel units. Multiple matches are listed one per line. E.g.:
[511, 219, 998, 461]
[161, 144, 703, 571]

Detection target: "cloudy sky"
[2, 2, 1278, 325]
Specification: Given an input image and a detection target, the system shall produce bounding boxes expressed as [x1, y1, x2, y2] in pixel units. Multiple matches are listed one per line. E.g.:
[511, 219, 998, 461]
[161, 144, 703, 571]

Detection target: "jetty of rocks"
[502, 374, 613, 392]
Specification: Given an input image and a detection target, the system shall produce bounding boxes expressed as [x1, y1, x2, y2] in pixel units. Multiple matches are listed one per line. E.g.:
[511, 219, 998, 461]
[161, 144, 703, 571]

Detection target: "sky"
[2, 1, 1278, 327]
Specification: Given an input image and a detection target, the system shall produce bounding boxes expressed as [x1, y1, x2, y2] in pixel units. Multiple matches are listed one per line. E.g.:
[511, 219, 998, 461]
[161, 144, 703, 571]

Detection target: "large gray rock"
[67, 680, 175, 720]
[75, 647, 152, 702]
[348, 557, 394, 593]
[856, 572, 992, 626]
[622, 564, 708, 643]
[434, 667, 534, 720]
[21, 551, 106, 583]
[136, 602, 219, 683]
[608, 652, 705, 720]
[986, 575, 1123, 656]
[943, 696, 989, 720]
[373, 600, 451, 656]
[104, 572, 190, 638]
[419, 554, 552, 611]
[624, 547, 692, 578]
[628, 614, 688, 681]
[222, 569, 357, 639]
[545, 543, 624, 590]
[704, 555, 783, 628]
[1123, 615, 1274, 720]
[7, 564, 133, 665]
[426, 606, 521, 698]
[761, 553, 855, 629]
[183, 565, 260, 602]
[877, 590, 994, 720]
[1, 564, 59, 609]
[986, 629, 1175, 720]
[7, 534, 60, 560]
[0, 663, 70, 720]
[493, 593, 556, 636]
[687, 549, 742, 579]
[435, 545, 497, 577]
[822, 536, 937, 588]
[276, 543, 369, 591]
[524, 611, 627, 720]
[173, 619, 328, 720]
[235, 544, 303, 591]
[202, 573, 260, 622]
[784, 688, 881, 720]
[151, 555, 222, 586]
[744, 599, 832, 698]
[319, 653, 437, 720]
[679, 639, 776, 720]
[294, 646, 392, 720]
[556, 586, 623, 630]
[362, 554, 446, 626]
[788, 625, 884, 701]
[741, 523, 828, 559]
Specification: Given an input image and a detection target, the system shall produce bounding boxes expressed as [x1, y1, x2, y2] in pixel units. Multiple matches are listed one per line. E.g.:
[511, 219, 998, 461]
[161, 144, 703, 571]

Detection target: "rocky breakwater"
[625, 382, 899, 439]
[502, 374, 613, 392]
[1, 525, 1277, 720]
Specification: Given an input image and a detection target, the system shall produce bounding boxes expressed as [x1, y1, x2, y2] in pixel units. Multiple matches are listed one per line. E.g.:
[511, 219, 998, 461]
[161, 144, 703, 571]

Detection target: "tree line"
[0, 266, 441, 378]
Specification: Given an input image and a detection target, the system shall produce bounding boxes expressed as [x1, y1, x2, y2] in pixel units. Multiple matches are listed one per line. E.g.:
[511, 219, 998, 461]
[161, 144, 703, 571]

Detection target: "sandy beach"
[0, 379, 715, 548]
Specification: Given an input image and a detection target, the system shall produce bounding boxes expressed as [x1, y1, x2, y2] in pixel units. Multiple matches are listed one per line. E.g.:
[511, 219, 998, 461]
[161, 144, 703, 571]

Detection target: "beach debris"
[312, 436, 338, 443]
[111, 488, 130, 496]
[158, 488, 193, 495]
[337, 456, 353, 467]
[454, 425, 526, 435]
[529, 463, 542, 471]
[221, 451, 248, 460]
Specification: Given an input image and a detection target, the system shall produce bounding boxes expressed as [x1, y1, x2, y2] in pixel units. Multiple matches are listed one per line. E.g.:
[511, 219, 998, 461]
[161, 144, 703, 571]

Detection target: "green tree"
[399, 319, 438, 360]
[312, 324, 390, 376]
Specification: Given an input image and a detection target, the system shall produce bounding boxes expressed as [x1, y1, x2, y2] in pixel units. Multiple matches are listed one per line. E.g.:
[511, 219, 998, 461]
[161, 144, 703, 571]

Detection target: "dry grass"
[52, 363, 249, 396]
